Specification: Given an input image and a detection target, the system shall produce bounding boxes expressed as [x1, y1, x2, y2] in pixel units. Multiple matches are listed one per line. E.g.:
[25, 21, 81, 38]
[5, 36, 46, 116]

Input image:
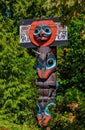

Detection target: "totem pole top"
[20, 18, 68, 48]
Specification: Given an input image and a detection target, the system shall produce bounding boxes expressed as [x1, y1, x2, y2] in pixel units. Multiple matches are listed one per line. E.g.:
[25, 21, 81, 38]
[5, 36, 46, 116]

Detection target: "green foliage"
[0, 0, 85, 130]
[43, 0, 85, 24]
[58, 15, 85, 90]
[56, 14, 85, 130]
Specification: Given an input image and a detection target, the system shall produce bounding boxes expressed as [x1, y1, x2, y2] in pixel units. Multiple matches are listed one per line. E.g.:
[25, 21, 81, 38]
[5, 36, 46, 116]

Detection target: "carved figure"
[36, 46, 56, 126]
[20, 18, 68, 127]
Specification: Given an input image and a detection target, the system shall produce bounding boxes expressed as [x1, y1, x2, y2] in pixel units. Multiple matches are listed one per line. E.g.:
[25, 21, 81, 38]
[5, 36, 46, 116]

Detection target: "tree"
[0, 0, 85, 130]
[43, 0, 85, 24]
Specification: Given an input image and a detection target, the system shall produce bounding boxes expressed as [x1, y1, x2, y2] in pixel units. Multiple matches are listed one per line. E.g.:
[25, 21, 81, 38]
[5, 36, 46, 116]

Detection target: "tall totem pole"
[20, 18, 68, 127]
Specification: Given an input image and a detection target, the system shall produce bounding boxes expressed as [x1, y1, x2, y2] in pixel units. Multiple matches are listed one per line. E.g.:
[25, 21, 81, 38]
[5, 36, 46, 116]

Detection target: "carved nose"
[39, 31, 44, 37]
[40, 30, 44, 34]
[41, 68, 46, 78]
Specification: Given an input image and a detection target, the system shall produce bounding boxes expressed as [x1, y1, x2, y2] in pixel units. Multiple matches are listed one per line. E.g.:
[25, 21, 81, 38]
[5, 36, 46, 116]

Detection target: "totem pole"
[20, 18, 68, 127]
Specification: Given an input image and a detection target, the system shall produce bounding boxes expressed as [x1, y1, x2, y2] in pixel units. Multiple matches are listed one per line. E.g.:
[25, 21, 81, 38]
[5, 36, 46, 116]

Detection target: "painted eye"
[47, 59, 53, 66]
[42, 26, 52, 35]
[46, 58, 56, 69]
[34, 27, 41, 36]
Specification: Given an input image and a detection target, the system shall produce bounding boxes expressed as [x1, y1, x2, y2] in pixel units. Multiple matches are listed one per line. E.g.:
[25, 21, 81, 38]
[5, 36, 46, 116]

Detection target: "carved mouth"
[35, 34, 50, 41]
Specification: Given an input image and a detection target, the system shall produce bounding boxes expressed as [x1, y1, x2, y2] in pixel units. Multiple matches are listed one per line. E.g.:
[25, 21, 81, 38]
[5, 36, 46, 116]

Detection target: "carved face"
[29, 20, 57, 47]
[36, 47, 56, 79]
[33, 24, 52, 42]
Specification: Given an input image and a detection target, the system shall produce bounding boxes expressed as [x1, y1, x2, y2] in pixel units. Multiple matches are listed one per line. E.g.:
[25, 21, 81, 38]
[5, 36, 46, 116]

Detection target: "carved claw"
[43, 115, 51, 126]
[37, 115, 42, 126]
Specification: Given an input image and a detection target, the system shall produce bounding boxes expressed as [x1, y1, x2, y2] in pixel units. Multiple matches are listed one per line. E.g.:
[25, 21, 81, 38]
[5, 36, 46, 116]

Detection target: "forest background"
[0, 0, 85, 130]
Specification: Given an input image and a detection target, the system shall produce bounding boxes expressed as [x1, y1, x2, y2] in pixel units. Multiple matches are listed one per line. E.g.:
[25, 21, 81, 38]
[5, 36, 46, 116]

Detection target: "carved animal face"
[29, 20, 57, 47]
[36, 47, 56, 79]
[33, 24, 52, 42]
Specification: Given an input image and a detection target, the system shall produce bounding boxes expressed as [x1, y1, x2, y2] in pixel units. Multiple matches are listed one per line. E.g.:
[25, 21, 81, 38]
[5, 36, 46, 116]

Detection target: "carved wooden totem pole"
[20, 18, 68, 127]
